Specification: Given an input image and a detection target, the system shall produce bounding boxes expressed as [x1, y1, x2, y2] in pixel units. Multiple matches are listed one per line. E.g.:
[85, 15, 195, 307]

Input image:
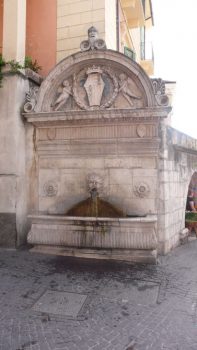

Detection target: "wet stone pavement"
[0, 239, 197, 350]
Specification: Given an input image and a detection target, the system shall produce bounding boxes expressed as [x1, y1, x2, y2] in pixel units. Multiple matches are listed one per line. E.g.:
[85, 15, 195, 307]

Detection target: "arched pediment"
[34, 50, 161, 113]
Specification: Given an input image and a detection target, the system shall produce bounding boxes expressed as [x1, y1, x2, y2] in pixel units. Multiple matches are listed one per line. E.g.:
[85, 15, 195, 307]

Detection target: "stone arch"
[185, 171, 197, 210]
[35, 50, 158, 113]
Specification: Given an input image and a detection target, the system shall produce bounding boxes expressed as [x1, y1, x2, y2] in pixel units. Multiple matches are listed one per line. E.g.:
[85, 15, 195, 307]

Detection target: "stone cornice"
[173, 145, 197, 156]
[24, 107, 171, 126]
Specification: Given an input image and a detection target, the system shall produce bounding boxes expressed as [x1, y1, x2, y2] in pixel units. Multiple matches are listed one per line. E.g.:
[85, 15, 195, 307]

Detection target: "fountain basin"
[27, 214, 158, 263]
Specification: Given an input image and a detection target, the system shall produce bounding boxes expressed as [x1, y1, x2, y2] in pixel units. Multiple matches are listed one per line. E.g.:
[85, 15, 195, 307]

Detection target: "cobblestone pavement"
[0, 238, 197, 350]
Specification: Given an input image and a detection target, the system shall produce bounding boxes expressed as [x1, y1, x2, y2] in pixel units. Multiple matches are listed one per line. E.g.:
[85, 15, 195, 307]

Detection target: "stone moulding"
[27, 214, 157, 252]
[24, 107, 171, 127]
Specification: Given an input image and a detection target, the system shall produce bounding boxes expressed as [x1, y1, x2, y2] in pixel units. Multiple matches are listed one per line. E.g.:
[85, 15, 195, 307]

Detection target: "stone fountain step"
[30, 246, 157, 264]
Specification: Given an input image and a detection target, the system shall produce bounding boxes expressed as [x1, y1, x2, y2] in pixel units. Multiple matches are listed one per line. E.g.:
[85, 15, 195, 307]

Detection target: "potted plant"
[185, 212, 197, 237]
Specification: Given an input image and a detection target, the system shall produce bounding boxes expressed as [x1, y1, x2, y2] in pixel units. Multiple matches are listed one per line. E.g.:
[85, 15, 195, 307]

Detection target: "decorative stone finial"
[80, 26, 107, 51]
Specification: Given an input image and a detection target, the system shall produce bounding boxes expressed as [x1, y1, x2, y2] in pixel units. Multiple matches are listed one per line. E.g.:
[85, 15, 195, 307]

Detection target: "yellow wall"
[57, 0, 106, 62]
[105, 0, 117, 50]
[130, 27, 141, 61]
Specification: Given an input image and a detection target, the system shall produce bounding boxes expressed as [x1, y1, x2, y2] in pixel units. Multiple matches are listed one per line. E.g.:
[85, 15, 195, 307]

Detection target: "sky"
[151, 0, 197, 138]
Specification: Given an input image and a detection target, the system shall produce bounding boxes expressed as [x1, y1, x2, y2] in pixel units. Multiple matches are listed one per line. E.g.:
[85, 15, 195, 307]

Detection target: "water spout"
[90, 187, 98, 200]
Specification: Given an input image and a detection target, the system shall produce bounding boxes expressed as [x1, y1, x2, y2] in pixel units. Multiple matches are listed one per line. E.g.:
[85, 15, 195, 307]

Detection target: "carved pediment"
[30, 28, 169, 114]
[48, 64, 145, 112]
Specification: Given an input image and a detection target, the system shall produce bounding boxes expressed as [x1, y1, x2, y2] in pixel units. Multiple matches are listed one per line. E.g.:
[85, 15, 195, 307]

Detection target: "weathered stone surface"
[0, 44, 195, 259]
[0, 213, 16, 246]
[23, 47, 197, 259]
[27, 214, 157, 252]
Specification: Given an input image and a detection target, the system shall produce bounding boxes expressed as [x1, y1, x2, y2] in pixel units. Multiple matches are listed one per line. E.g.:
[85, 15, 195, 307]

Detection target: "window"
[124, 47, 136, 61]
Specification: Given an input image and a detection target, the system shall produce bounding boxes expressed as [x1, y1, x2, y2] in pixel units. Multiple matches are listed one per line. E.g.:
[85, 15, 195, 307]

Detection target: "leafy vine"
[0, 55, 41, 87]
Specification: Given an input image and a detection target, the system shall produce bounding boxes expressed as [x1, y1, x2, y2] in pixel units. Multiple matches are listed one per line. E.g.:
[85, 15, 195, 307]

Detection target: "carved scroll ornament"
[23, 85, 39, 113]
[151, 78, 169, 106]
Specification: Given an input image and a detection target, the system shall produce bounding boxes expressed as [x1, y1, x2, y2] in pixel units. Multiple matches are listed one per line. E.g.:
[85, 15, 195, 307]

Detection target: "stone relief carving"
[80, 26, 107, 51]
[87, 173, 104, 196]
[52, 80, 72, 111]
[118, 73, 142, 107]
[43, 181, 58, 197]
[134, 182, 150, 198]
[84, 66, 105, 107]
[151, 78, 169, 106]
[23, 84, 39, 113]
[73, 66, 119, 110]
[47, 128, 56, 140]
[136, 124, 146, 138]
[50, 68, 143, 111]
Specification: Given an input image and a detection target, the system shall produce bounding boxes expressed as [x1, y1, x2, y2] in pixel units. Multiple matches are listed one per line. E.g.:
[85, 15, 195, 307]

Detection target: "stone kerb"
[34, 50, 157, 113]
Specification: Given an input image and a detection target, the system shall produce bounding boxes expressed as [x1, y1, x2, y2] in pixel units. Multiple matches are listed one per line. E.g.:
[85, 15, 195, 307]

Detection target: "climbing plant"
[0, 55, 42, 87]
[0, 54, 6, 87]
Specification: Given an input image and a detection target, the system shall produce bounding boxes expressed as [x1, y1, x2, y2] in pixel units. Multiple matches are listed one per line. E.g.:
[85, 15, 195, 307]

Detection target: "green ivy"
[0, 54, 6, 87]
[0, 55, 42, 87]
[185, 212, 197, 222]
[24, 56, 42, 73]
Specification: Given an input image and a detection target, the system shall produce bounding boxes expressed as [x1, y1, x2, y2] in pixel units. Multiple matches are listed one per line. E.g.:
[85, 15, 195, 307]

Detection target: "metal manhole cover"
[32, 290, 88, 318]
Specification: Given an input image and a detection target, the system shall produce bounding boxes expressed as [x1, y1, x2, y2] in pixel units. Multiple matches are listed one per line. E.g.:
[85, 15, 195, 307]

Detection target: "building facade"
[1, 1, 197, 260]
[0, 0, 154, 77]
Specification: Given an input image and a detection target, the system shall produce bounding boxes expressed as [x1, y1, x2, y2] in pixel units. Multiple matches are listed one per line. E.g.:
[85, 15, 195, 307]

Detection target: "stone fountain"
[24, 27, 170, 263]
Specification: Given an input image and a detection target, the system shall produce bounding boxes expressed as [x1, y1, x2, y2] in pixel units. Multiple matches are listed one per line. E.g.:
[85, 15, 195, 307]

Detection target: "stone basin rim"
[28, 214, 157, 223]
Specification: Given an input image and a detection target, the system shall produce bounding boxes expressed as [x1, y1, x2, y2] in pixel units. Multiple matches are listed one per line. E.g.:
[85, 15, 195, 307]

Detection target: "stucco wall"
[26, 0, 57, 77]
[0, 71, 36, 246]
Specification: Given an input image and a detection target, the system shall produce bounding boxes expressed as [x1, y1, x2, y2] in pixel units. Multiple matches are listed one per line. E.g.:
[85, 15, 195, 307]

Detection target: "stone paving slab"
[0, 239, 197, 349]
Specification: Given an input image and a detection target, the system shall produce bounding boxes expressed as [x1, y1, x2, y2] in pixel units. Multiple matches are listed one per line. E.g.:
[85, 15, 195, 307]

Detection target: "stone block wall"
[38, 154, 158, 217]
[158, 125, 197, 254]
[57, 0, 106, 61]
[28, 117, 159, 219]
[56, 0, 117, 61]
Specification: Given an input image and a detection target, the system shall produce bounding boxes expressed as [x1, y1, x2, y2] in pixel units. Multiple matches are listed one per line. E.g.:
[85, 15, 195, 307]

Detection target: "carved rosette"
[134, 182, 150, 198]
[73, 66, 119, 110]
[43, 181, 58, 197]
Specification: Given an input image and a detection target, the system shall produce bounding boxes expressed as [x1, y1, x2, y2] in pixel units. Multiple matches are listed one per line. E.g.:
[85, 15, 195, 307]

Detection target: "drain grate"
[32, 290, 89, 319]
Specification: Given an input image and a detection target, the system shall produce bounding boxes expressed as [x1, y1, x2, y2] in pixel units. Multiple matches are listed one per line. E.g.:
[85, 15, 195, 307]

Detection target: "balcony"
[140, 41, 154, 75]
[120, 0, 145, 28]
